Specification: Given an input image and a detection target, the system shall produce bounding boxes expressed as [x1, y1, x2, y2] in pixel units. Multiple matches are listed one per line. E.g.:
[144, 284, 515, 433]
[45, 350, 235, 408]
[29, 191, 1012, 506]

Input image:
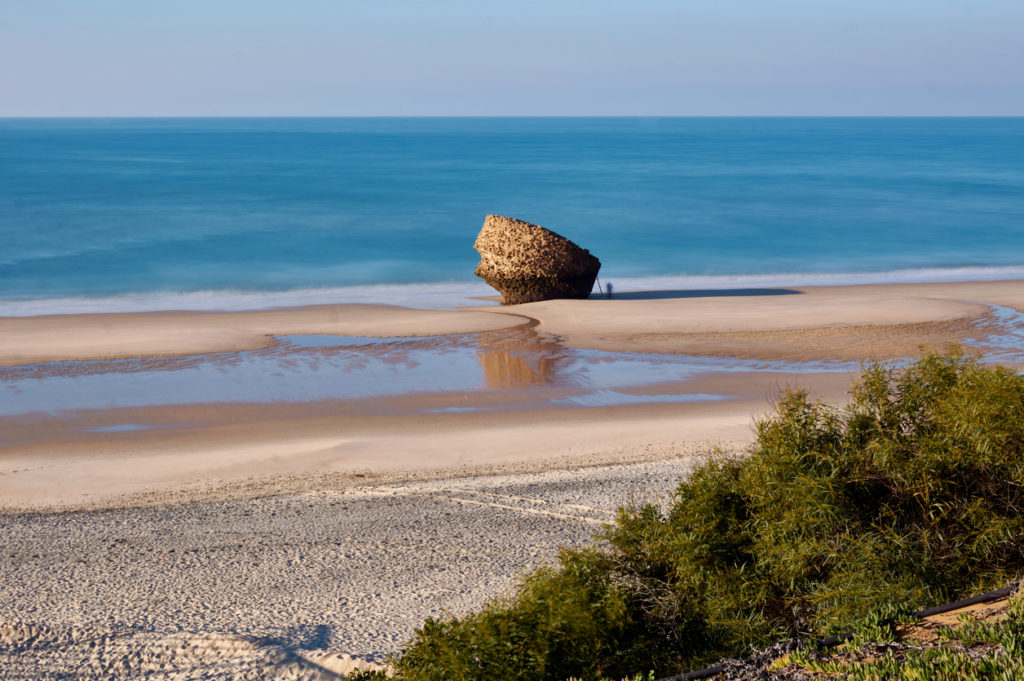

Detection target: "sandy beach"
[4, 279, 1024, 509]
[0, 459, 711, 679]
[3, 280, 1024, 678]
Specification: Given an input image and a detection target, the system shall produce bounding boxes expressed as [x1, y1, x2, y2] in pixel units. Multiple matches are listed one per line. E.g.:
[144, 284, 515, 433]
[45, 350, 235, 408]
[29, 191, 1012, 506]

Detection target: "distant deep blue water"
[2, 117, 1023, 315]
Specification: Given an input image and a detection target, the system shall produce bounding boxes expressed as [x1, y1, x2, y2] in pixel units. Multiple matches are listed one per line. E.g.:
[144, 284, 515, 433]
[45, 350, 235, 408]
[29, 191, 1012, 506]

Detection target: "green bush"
[395, 549, 636, 681]
[390, 351, 1024, 681]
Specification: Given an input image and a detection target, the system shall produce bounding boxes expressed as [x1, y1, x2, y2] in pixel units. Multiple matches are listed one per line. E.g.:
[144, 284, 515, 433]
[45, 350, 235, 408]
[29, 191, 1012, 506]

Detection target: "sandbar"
[3, 281, 1021, 370]
[0, 304, 524, 367]
[485, 280, 1024, 361]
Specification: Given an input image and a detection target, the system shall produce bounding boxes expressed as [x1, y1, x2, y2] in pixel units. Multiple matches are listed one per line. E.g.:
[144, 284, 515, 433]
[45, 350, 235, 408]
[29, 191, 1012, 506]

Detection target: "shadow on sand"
[597, 287, 804, 301]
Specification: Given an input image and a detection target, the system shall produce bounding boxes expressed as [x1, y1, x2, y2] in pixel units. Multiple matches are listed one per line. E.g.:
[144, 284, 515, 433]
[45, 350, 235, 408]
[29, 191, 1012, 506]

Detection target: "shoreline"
[3, 279, 1024, 512]
[2, 279, 1022, 367]
[4, 265, 1024, 319]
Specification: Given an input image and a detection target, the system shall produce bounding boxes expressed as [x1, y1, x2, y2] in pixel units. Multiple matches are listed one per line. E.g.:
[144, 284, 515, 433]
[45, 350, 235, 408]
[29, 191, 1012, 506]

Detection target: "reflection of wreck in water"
[475, 326, 568, 389]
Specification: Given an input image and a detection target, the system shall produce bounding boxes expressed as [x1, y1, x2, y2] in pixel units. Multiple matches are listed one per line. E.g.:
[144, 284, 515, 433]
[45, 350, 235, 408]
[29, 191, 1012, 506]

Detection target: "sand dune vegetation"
[376, 350, 1024, 681]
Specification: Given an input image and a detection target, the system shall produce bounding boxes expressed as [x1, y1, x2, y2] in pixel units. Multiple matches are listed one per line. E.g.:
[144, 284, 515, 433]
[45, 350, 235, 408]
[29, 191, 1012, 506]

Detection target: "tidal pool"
[3, 303, 1023, 419]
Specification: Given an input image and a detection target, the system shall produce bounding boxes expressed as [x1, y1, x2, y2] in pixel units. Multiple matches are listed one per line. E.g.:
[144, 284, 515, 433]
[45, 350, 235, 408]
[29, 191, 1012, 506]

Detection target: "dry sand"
[0, 458, 717, 680]
[2, 280, 1023, 679]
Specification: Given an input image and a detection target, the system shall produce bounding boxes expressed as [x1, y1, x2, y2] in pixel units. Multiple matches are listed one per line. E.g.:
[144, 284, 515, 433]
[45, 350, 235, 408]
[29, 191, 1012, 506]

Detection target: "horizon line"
[2, 114, 1022, 120]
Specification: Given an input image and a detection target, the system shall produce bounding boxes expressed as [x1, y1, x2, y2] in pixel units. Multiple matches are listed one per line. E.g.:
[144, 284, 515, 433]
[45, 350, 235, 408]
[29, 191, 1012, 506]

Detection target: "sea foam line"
[0, 283, 498, 317]
[2, 266, 1024, 317]
[602, 266, 1024, 294]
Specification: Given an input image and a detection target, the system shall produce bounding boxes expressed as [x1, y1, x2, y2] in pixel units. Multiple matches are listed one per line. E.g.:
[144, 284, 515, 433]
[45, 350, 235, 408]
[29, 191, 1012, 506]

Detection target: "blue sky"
[1, 0, 1022, 116]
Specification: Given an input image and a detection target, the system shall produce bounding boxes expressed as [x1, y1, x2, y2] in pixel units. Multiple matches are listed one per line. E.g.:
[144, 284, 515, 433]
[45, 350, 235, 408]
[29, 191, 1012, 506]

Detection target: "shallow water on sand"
[3, 303, 1024, 423]
[0, 327, 854, 419]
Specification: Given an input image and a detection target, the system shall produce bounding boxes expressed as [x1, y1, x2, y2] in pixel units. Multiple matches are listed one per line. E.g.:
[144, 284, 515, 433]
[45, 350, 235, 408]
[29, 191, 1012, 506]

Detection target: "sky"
[1, 0, 1022, 116]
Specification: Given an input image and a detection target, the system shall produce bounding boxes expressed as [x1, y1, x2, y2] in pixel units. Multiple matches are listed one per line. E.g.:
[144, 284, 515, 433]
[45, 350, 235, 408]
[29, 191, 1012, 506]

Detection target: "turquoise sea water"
[2, 117, 1023, 315]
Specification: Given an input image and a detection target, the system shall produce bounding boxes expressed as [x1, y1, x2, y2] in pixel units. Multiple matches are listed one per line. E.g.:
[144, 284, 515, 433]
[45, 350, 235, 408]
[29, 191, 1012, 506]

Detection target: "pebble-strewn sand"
[0, 457, 716, 680]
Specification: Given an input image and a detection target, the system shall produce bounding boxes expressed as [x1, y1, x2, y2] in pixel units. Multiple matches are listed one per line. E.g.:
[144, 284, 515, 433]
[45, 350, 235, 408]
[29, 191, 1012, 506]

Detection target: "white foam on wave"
[2, 266, 1024, 317]
[603, 266, 1024, 294]
[0, 282, 498, 317]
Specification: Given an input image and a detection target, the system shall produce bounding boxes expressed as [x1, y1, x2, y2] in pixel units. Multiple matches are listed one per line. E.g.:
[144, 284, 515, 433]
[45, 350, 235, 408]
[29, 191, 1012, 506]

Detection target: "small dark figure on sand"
[605, 282, 613, 299]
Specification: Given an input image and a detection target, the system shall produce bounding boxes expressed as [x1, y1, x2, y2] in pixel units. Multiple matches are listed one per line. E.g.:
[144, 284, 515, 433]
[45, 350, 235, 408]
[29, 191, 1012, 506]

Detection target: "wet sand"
[4, 280, 1024, 510]
[2, 280, 1024, 679]
[0, 304, 522, 367]
[0, 383, 808, 510]
[5, 280, 1022, 367]
[486, 280, 1024, 361]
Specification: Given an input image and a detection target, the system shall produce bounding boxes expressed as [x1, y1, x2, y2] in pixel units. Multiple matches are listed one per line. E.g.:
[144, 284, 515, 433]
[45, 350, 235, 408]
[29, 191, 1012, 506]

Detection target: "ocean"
[2, 117, 1022, 315]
